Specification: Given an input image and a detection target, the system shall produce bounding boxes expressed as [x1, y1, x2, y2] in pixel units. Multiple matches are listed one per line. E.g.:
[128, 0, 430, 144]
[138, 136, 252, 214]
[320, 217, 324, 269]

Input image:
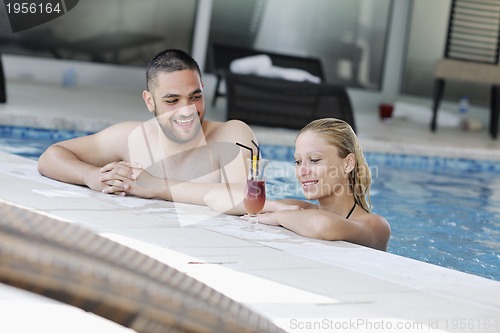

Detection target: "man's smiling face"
[144, 70, 205, 143]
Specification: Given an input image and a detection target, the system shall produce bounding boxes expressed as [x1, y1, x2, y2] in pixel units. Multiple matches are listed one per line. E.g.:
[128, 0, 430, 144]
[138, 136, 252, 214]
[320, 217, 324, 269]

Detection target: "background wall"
[3, 0, 487, 111]
[208, 0, 392, 89]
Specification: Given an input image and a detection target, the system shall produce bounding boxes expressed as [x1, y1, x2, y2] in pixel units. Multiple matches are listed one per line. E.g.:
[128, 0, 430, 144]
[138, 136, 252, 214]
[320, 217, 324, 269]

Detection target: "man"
[38, 49, 254, 214]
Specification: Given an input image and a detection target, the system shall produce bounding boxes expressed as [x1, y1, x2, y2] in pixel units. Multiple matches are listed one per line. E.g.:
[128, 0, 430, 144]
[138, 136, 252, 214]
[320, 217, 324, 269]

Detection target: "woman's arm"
[204, 194, 312, 216]
[255, 209, 390, 251]
[263, 199, 315, 212]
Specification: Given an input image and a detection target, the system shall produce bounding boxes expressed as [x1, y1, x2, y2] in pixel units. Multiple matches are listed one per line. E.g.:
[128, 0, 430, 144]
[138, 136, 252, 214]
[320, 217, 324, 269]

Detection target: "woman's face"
[294, 131, 351, 201]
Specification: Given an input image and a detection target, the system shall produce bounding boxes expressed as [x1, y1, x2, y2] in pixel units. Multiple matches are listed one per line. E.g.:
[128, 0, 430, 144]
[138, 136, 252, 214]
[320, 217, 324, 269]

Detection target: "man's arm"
[95, 165, 246, 208]
[120, 119, 255, 213]
[38, 122, 137, 191]
[203, 120, 255, 214]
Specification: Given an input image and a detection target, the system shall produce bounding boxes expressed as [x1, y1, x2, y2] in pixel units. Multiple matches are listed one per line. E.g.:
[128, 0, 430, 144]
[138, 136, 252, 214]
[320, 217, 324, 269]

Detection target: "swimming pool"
[0, 126, 93, 160]
[1, 125, 499, 281]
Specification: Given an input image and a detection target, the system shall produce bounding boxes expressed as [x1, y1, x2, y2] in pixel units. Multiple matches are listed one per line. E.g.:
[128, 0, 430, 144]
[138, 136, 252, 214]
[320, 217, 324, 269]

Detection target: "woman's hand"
[241, 212, 281, 226]
[241, 202, 303, 226]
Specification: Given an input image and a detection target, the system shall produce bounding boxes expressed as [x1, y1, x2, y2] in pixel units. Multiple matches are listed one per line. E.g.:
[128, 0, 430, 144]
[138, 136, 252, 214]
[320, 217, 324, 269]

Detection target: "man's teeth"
[176, 118, 193, 124]
[303, 181, 318, 186]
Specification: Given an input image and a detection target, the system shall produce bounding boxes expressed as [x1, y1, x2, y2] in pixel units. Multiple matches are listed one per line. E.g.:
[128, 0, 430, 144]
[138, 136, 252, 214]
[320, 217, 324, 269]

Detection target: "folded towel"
[230, 54, 321, 84]
[264, 66, 321, 83]
[229, 54, 272, 75]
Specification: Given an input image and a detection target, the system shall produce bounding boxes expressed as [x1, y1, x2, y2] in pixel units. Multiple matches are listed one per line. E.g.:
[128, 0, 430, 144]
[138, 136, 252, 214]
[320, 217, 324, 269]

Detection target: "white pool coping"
[0, 151, 499, 333]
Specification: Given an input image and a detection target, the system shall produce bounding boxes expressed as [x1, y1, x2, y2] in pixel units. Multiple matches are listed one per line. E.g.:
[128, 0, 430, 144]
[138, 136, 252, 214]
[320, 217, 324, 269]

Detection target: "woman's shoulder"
[359, 211, 390, 232]
[360, 212, 391, 250]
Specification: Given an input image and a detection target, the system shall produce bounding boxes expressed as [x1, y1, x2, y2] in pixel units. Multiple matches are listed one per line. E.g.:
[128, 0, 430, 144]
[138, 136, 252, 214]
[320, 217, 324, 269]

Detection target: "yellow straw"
[251, 140, 260, 176]
[252, 154, 257, 176]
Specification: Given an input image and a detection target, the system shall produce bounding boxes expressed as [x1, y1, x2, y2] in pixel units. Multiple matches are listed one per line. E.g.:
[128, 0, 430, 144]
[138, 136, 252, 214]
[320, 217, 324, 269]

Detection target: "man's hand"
[126, 169, 168, 199]
[98, 161, 142, 196]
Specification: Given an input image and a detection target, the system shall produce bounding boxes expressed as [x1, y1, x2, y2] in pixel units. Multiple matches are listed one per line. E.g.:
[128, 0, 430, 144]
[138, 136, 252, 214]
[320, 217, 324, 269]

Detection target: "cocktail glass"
[243, 158, 268, 225]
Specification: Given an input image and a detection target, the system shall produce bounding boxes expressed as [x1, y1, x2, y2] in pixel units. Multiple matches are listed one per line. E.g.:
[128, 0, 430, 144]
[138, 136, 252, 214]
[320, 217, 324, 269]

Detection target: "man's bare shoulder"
[86, 121, 145, 142]
[104, 121, 144, 133]
[79, 121, 145, 151]
[204, 119, 254, 142]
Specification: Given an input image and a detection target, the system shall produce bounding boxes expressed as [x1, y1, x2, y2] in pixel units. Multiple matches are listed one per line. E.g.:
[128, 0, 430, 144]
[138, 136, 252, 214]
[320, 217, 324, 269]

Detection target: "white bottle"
[458, 96, 470, 115]
[62, 67, 77, 88]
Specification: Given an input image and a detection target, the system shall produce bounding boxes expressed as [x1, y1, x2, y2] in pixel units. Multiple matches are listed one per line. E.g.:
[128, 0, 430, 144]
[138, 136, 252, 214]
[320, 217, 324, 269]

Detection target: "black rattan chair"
[225, 72, 356, 131]
[208, 43, 324, 107]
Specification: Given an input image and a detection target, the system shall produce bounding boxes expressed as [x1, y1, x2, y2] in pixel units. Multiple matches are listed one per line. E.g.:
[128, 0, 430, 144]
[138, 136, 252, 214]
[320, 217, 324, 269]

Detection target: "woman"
[246, 118, 390, 251]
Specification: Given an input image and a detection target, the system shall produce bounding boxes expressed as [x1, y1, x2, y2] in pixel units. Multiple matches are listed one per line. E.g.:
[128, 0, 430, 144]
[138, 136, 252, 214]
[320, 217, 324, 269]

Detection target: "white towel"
[230, 55, 321, 84]
[264, 66, 321, 83]
[230, 55, 273, 75]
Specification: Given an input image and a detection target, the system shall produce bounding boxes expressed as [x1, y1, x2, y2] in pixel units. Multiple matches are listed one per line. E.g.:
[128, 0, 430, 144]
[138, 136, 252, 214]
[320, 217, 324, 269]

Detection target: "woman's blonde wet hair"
[298, 118, 372, 212]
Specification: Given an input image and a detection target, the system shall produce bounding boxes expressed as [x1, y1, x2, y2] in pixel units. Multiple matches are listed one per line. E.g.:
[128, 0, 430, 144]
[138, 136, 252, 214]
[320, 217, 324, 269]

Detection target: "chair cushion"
[435, 59, 500, 85]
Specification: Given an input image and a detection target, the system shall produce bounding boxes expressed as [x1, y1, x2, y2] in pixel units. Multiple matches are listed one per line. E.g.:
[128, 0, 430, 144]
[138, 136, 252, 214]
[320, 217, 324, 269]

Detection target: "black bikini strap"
[345, 202, 356, 219]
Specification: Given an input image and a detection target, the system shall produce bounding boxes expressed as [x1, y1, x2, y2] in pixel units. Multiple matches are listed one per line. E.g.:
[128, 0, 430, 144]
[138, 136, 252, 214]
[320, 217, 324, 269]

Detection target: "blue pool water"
[1, 125, 499, 281]
[0, 126, 93, 160]
[264, 147, 500, 281]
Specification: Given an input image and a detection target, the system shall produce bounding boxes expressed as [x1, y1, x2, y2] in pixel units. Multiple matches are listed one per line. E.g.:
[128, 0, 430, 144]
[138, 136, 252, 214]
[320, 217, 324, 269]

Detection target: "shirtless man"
[38, 49, 255, 214]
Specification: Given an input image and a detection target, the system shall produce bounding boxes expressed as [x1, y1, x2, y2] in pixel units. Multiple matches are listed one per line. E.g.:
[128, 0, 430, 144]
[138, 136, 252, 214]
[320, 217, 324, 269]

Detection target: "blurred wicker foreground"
[0, 199, 285, 333]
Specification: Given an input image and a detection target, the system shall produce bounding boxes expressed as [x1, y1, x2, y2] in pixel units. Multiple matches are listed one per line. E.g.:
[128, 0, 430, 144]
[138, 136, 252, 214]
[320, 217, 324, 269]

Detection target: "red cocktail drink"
[242, 158, 268, 225]
[244, 179, 266, 215]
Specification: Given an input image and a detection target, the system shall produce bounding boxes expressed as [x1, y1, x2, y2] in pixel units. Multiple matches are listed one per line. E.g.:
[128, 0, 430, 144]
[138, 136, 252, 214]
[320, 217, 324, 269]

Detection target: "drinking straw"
[251, 140, 260, 160]
[251, 140, 260, 175]
[236, 142, 254, 178]
[236, 142, 253, 158]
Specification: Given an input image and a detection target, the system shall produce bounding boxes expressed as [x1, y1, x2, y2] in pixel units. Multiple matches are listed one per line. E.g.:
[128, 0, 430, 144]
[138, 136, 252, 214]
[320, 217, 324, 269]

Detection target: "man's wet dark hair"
[145, 49, 202, 91]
